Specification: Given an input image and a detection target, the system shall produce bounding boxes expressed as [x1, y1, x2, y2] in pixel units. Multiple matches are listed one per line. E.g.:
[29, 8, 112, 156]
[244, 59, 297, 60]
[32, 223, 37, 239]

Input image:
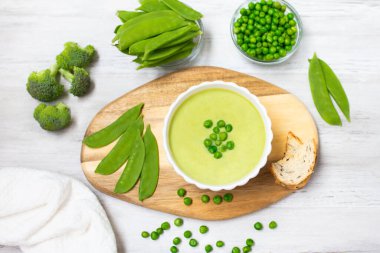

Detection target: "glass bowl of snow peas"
[231, 0, 303, 65]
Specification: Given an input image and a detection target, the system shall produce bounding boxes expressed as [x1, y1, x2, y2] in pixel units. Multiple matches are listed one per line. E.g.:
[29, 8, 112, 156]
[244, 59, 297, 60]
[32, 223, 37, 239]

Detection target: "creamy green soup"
[169, 88, 266, 186]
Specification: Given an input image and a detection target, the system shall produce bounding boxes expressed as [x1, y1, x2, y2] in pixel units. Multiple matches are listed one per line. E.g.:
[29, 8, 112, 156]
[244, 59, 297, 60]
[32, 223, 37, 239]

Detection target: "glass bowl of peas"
[231, 0, 303, 65]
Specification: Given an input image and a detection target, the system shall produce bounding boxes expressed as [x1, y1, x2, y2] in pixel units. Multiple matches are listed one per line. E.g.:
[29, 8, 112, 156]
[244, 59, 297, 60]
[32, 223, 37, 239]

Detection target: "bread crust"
[269, 132, 317, 190]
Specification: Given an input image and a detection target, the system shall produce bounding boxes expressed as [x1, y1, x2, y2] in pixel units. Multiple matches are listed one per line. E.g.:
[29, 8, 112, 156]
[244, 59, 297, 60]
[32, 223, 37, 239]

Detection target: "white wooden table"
[0, 0, 379, 252]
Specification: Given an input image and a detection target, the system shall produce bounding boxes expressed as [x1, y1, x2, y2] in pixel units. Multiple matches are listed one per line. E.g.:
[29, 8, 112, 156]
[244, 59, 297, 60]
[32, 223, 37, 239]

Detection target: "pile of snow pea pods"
[83, 103, 159, 201]
[113, 0, 203, 69]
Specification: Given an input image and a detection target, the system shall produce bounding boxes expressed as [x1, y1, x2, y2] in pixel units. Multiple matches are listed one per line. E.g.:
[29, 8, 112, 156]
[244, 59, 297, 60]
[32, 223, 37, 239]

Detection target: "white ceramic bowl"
[163, 81, 273, 191]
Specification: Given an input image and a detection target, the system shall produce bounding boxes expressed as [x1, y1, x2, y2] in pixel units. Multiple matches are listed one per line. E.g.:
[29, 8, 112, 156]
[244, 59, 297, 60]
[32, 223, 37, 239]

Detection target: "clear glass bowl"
[161, 19, 204, 68]
[230, 0, 303, 65]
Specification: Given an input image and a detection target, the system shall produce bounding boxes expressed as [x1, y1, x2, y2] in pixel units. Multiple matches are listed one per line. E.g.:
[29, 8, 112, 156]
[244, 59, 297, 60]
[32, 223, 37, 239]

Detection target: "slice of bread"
[270, 132, 317, 190]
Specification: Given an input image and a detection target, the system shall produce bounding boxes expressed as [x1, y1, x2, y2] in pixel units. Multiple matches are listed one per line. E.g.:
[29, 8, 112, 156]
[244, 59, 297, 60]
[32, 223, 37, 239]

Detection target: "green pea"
[161, 222, 171, 230]
[243, 246, 252, 253]
[174, 218, 183, 227]
[269, 220, 278, 229]
[156, 227, 164, 235]
[199, 225, 209, 234]
[184, 197, 193, 206]
[170, 246, 178, 253]
[248, 2, 255, 10]
[151, 231, 159, 240]
[216, 241, 225, 247]
[220, 145, 228, 152]
[215, 140, 222, 146]
[226, 141, 235, 150]
[219, 132, 228, 141]
[205, 244, 213, 252]
[201, 194, 210, 203]
[173, 237, 182, 245]
[223, 193, 234, 202]
[204, 120, 213, 128]
[189, 239, 198, 247]
[246, 238, 255, 246]
[214, 151, 222, 159]
[210, 133, 218, 140]
[213, 195, 223, 205]
[254, 222, 263, 230]
[232, 247, 241, 253]
[177, 188, 186, 197]
[208, 145, 217, 154]
[184, 230, 192, 238]
[141, 231, 150, 238]
[204, 138, 212, 147]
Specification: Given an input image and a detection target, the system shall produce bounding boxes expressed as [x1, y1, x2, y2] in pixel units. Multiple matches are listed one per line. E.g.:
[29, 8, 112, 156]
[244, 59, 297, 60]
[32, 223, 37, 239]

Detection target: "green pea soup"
[169, 88, 266, 186]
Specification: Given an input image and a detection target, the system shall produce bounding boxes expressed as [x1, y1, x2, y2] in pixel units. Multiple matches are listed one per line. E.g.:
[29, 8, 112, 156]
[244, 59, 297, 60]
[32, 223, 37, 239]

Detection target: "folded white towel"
[0, 167, 117, 253]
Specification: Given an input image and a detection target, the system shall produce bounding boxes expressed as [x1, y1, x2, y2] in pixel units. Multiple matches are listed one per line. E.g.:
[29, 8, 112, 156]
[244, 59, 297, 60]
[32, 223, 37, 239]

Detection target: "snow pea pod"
[308, 53, 342, 126]
[164, 30, 201, 48]
[117, 11, 144, 23]
[161, 0, 203, 21]
[137, 0, 170, 12]
[137, 48, 192, 69]
[95, 117, 144, 175]
[139, 125, 159, 201]
[116, 10, 188, 51]
[83, 103, 143, 148]
[143, 24, 199, 59]
[319, 59, 350, 122]
[114, 134, 145, 194]
[144, 41, 194, 61]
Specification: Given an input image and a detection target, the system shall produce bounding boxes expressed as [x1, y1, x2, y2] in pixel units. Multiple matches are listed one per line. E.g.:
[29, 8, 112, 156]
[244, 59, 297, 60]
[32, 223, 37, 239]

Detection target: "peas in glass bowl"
[231, 0, 303, 65]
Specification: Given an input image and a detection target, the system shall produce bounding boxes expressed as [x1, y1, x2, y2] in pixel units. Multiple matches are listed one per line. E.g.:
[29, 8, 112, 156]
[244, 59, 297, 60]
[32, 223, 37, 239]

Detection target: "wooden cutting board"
[81, 66, 318, 220]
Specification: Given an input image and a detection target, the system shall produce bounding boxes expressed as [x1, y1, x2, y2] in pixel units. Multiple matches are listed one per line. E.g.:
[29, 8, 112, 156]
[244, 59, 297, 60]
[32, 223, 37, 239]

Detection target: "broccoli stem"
[59, 68, 74, 83]
[50, 64, 59, 77]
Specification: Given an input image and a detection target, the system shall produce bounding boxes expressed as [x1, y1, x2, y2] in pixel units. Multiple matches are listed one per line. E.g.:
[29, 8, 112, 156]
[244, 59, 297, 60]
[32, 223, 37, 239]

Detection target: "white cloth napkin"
[0, 167, 117, 253]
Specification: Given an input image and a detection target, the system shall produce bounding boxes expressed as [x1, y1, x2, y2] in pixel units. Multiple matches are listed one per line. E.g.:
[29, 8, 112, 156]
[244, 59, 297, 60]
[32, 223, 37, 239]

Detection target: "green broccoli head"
[59, 67, 91, 97]
[33, 102, 71, 131]
[56, 42, 95, 71]
[26, 64, 64, 102]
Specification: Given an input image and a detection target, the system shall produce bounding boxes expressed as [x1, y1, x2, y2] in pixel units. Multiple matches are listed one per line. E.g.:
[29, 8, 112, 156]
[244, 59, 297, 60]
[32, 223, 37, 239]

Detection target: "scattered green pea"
[243, 246, 252, 253]
[201, 194, 210, 203]
[204, 138, 212, 147]
[173, 237, 182, 245]
[214, 151, 223, 159]
[226, 141, 235, 150]
[213, 195, 223, 205]
[205, 244, 213, 252]
[223, 193, 234, 202]
[219, 132, 228, 141]
[225, 124, 233, 132]
[141, 231, 150, 238]
[151, 231, 159, 240]
[269, 221, 278, 229]
[220, 145, 228, 152]
[216, 241, 225, 247]
[170, 246, 178, 253]
[177, 188, 186, 197]
[232, 246, 241, 253]
[174, 218, 184, 227]
[246, 238, 255, 246]
[217, 120, 226, 127]
[199, 225, 209, 234]
[204, 120, 213, 128]
[213, 127, 220, 134]
[189, 238, 198, 247]
[209, 133, 218, 140]
[215, 140, 222, 146]
[156, 228, 164, 235]
[161, 222, 171, 230]
[254, 222, 263, 230]
[184, 197, 193, 206]
[184, 230, 192, 238]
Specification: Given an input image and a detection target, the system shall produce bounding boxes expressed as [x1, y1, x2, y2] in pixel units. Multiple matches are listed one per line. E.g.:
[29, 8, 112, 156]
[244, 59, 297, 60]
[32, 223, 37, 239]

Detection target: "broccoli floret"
[56, 42, 95, 71]
[26, 64, 64, 102]
[33, 102, 71, 131]
[59, 67, 91, 97]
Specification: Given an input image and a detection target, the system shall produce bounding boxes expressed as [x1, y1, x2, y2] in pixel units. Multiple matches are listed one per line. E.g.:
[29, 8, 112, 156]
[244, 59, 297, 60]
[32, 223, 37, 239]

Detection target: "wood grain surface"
[80, 66, 318, 220]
